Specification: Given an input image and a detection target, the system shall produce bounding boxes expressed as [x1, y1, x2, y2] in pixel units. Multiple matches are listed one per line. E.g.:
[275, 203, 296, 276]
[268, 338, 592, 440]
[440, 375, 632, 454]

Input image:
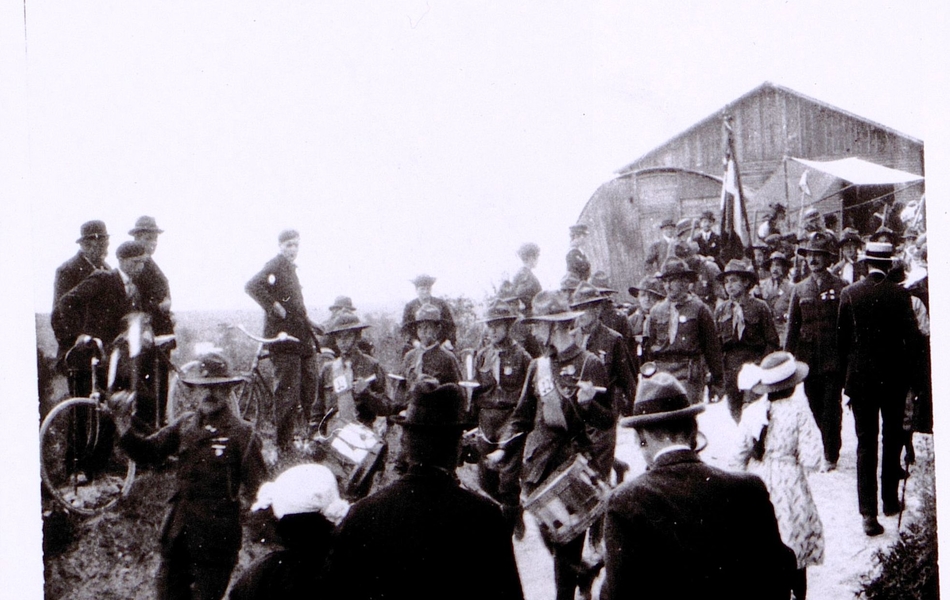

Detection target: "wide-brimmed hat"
[621, 369, 704, 427]
[412, 303, 443, 324]
[768, 251, 789, 267]
[717, 259, 758, 282]
[390, 381, 468, 429]
[411, 274, 437, 288]
[659, 218, 676, 230]
[657, 258, 697, 281]
[628, 276, 666, 299]
[180, 352, 244, 386]
[589, 271, 617, 295]
[128, 216, 164, 236]
[324, 311, 371, 335]
[749, 351, 810, 395]
[76, 220, 109, 243]
[251, 464, 350, 524]
[478, 301, 519, 324]
[570, 281, 611, 309]
[796, 231, 838, 257]
[559, 273, 582, 294]
[858, 241, 896, 263]
[329, 295, 356, 312]
[523, 291, 585, 323]
[838, 227, 862, 247]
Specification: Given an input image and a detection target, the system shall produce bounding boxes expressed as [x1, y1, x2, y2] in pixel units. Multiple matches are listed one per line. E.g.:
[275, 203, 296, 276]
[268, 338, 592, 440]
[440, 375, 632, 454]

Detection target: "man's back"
[325, 466, 523, 600]
[603, 450, 794, 600]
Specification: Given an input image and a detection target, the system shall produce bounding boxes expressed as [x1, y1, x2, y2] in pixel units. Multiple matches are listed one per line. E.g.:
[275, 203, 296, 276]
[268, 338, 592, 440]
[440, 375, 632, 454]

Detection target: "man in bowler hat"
[324, 381, 524, 600]
[601, 370, 795, 600]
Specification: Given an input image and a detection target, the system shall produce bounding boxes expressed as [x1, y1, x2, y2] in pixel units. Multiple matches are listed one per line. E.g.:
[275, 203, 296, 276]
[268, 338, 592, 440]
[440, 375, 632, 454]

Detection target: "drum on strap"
[523, 454, 611, 545]
[320, 421, 387, 500]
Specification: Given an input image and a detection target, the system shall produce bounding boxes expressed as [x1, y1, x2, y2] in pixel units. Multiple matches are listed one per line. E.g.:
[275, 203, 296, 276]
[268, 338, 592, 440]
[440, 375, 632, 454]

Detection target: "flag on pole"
[719, 117, 752, 263]
[799, 170, 811, 197]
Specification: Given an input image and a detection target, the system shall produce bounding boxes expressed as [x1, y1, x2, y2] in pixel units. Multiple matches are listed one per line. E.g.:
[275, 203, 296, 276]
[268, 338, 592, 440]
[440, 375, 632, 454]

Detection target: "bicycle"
[39, 313, 169, 516]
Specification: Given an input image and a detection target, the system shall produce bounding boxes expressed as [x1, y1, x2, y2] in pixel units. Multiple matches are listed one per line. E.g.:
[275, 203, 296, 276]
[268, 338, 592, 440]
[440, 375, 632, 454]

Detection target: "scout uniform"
[644, 259, 724, 405]
[785, 231, 847, 468]
[471, 303, 532, 522]
[758, 252, 793, 345]
[401, 304, 463, 396]
[713, 259, 780, 422]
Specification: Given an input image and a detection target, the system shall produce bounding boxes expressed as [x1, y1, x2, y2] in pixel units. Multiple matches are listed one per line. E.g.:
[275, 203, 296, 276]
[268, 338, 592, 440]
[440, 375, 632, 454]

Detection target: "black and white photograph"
[3, 2, 949, 599]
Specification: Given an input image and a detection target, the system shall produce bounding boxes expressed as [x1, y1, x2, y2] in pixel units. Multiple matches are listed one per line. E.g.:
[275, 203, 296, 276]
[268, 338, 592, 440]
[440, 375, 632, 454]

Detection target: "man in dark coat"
[324, 381, 524, 600]
[565, 224, 592, 281]
[692, 210, 722, 265]
[116, 353, 266, 600]
[245, 229, 319, 452]
[602, 371, 795, 600]
[785, 231, 847, 471]
[401, 274, 457, 350]
[130, 216, 176, 427]
[837, 242, 922, 536]
[51, 220, 111, 369]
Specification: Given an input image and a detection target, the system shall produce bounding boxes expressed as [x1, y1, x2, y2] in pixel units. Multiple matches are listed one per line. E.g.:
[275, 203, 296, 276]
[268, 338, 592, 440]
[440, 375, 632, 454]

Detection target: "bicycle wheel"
[235, 373, 271, 432]
[39, 397, 136, 516]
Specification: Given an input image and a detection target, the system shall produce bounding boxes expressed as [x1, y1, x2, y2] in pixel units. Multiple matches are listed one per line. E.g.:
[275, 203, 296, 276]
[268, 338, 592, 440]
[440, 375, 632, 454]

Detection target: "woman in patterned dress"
[733, 351, 824, 600]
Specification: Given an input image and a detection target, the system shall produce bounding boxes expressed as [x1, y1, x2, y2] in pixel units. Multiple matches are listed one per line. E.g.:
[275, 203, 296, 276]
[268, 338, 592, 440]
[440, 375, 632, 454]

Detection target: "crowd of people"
[44, 199, 931, 599]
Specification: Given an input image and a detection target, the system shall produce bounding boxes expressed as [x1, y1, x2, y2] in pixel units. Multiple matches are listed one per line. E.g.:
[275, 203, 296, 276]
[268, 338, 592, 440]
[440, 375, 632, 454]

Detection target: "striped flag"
[719, 117, 752, 263]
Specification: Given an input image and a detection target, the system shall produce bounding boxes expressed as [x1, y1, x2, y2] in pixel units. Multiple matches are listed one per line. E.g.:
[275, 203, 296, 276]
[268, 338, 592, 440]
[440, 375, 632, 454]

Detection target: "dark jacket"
[324, 465, 524, 600]
[837, 271, 921, 398]
[245, 255, 315, 356]
[785, 270, 847, 375]
[52, 269, 138, 351]
[644, 294, 724, 386]
[511, 266, 542, 311]
[566, 247, 591, 281]
[314, 349, 390, 425]
[120, 408, 266, 561]
[693, 230, 722, 263]
[52, 251, 108, 307]
[473, 337, 532, 411]
[602, 450, 795, 600]
[713, 295, 779, 355]
[582, 321, 635, 420]
[136, 257, 174, 336]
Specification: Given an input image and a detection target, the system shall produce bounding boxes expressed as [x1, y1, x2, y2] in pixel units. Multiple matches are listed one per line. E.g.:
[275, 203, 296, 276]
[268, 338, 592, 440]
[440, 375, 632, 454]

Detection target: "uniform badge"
[678, 315, 687, 323]
[503, 366, 513, 376]
[561, 364, 576, 376]
[267, 274, 276, 285]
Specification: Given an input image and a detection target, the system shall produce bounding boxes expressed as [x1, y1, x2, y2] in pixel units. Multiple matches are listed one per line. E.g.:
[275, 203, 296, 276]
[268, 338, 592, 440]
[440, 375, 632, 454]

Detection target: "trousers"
[851, 390, 906, 516]
[272, 352, 317, 451]
[803, 373, 842, 464]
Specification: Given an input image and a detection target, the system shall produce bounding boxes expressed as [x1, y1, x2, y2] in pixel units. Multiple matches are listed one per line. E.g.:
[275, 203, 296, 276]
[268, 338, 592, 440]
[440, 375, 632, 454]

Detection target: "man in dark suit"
[116, 353, 266, 600]
[51, 220, 111, 373]
[602, 371, 795, 600]
[401, 274, 457, 351]
[785, 231, 847, 471]
[130, 216, 175, 427]
[693, 210, 722, 265]
[324, 381, 523, 600]
[837, 242, 922, 536]
[246, 229, 319, 453]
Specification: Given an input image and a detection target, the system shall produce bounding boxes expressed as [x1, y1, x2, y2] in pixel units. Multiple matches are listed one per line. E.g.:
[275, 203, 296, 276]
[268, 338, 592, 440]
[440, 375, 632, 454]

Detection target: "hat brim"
[795, 247, 834, 257]
[620, 403, 705, 427]
[628, 286, 666, 298]
[657, 271, 698, 281]
[129, 227, 164, 235]
[569, 296, 610, 309]
[76, 234, 110, 243]
[326, 323, 371, 335]
[750, 362, 809, 395]
[522, 309, 585, 323]
[857, 253, 895, 263]
[180, 376, 245, 387]
[477, 315, 519, 324]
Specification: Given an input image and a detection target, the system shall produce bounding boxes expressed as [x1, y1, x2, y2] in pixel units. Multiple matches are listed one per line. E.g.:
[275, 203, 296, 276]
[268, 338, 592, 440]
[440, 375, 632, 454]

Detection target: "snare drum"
[321, 421, 387, 500]
[523, 454, 610, 545]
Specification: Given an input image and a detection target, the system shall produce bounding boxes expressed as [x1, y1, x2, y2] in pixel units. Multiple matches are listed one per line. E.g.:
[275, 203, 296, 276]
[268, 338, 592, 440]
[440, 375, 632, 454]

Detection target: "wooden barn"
[577, 82, 925, 295]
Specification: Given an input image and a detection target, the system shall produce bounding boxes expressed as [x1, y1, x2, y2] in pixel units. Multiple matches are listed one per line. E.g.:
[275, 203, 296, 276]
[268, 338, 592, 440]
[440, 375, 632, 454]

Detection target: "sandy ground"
[500, 398, 930, 600]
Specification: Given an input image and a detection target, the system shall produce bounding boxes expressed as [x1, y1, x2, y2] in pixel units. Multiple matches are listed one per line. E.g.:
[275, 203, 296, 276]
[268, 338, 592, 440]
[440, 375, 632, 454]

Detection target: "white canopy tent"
[790, 157, 924, 186]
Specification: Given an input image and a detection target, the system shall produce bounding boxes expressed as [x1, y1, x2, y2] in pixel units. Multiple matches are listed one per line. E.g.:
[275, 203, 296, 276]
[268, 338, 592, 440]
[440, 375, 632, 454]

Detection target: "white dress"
[733, 385, 825, 569]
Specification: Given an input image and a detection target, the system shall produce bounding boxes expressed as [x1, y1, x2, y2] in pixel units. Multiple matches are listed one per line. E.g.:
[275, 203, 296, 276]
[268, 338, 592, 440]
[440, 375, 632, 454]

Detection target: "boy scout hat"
[391, 381, 468, 430]
[411, 274, 437, 287]
[76, 220, 109, 242]
[412, 303, 444, 324]
[589, 271, 618, 295]
[523, 291, 584, 323]
[796, 231, 837, 256]
[478, 301, 519, 324]
[838, 227, 862, 247]
[181, 352, 244, 386]
[324, 311, 371, 335]
[628, 276, 666, 299]
[717, 259, 758, 282]
[749, 351, 810, 395]
[621, 369, 704, 427]
[657, 258, 697, 281]
[128, 216, 164, 235]
[570, 281, 611, 309]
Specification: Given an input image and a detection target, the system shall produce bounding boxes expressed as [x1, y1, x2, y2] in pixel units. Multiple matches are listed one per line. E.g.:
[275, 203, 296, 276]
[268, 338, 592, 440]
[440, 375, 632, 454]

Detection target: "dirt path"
[506, 399, 931, 600]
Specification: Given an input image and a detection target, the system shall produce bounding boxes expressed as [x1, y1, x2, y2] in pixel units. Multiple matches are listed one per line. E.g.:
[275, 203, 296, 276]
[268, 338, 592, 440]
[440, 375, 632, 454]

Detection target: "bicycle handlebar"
[233, 325, 301, 345]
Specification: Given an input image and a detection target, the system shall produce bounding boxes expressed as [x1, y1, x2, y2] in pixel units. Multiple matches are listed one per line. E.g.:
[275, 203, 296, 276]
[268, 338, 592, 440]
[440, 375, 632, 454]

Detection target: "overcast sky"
[5, 2, 950, 596]
[20, 1, 946, 314]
